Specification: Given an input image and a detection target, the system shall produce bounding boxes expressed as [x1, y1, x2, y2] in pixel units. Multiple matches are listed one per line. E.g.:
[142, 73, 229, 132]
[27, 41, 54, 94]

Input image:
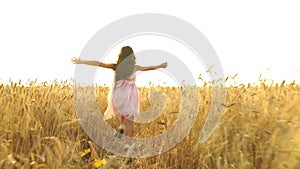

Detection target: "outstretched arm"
[136, 62, 167, 71]
[71, 57, 114, 69]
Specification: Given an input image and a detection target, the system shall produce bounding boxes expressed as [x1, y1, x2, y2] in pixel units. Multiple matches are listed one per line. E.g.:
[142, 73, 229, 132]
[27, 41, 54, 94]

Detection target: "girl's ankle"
[119, 124, 125, 130]
[124, 144, 130, 151]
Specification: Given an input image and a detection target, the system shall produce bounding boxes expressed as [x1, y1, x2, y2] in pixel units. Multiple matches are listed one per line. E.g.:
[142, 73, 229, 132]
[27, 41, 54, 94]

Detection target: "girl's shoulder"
[112, 63, 117, 70]
[135, 65, 142, 71]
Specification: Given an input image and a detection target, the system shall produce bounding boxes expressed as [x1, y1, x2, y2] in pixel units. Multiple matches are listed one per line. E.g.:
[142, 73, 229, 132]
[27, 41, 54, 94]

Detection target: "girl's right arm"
[71, 57, 114, 69]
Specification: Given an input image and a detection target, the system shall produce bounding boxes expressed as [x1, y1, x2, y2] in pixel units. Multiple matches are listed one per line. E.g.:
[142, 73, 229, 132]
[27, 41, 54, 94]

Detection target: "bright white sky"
[0, 1, 299, 86]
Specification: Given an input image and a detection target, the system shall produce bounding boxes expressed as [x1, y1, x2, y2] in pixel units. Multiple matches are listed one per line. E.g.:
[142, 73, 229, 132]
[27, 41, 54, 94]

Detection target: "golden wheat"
[0, 80, 299, 168]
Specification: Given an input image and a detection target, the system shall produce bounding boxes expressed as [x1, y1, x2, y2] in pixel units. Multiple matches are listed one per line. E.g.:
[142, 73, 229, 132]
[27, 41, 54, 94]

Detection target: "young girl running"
[71, 46, 167, 150]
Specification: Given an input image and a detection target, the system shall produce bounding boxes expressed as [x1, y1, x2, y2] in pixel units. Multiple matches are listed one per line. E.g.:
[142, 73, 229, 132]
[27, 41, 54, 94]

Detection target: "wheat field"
[0, 80, 300, 169]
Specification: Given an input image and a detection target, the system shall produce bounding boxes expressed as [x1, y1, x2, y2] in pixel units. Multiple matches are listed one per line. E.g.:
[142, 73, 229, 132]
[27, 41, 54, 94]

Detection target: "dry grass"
[0, 80, 300, 168]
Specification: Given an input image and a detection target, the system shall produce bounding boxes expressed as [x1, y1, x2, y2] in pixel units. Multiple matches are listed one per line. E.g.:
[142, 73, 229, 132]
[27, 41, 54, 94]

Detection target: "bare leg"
[121, 116, 126, 125]
[115, 116, 125, 138]
[125, 116, 134, 145]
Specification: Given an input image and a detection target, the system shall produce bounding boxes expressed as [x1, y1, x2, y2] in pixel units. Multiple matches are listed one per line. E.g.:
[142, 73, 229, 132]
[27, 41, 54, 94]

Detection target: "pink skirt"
[104, 79, 139, 120]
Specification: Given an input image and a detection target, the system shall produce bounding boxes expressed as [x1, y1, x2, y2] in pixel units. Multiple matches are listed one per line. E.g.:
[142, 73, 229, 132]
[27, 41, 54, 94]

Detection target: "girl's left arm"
[136, 62, 167, 71]
[71, 57, 114, 69]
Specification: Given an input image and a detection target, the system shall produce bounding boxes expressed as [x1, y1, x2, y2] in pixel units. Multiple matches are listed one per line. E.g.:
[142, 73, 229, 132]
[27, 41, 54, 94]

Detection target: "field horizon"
[1, 75, 299, 87]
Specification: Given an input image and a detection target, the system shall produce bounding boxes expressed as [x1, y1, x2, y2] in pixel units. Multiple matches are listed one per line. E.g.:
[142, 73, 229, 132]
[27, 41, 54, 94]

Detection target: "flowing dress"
[103, 72, 139, 120]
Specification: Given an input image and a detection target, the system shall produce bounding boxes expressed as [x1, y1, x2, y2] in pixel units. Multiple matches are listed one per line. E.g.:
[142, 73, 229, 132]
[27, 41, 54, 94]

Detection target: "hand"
[160, 62, 167, 68]
[71, 57, 81, 64]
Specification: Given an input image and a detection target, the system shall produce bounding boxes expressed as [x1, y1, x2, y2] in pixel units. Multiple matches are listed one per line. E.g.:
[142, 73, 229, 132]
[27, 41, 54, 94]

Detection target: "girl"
[71, 46, 167, 150]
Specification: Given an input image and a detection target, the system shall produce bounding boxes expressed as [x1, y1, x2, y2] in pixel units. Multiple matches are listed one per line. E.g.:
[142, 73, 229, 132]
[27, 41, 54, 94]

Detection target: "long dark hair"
[113, 46, 136, 82]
